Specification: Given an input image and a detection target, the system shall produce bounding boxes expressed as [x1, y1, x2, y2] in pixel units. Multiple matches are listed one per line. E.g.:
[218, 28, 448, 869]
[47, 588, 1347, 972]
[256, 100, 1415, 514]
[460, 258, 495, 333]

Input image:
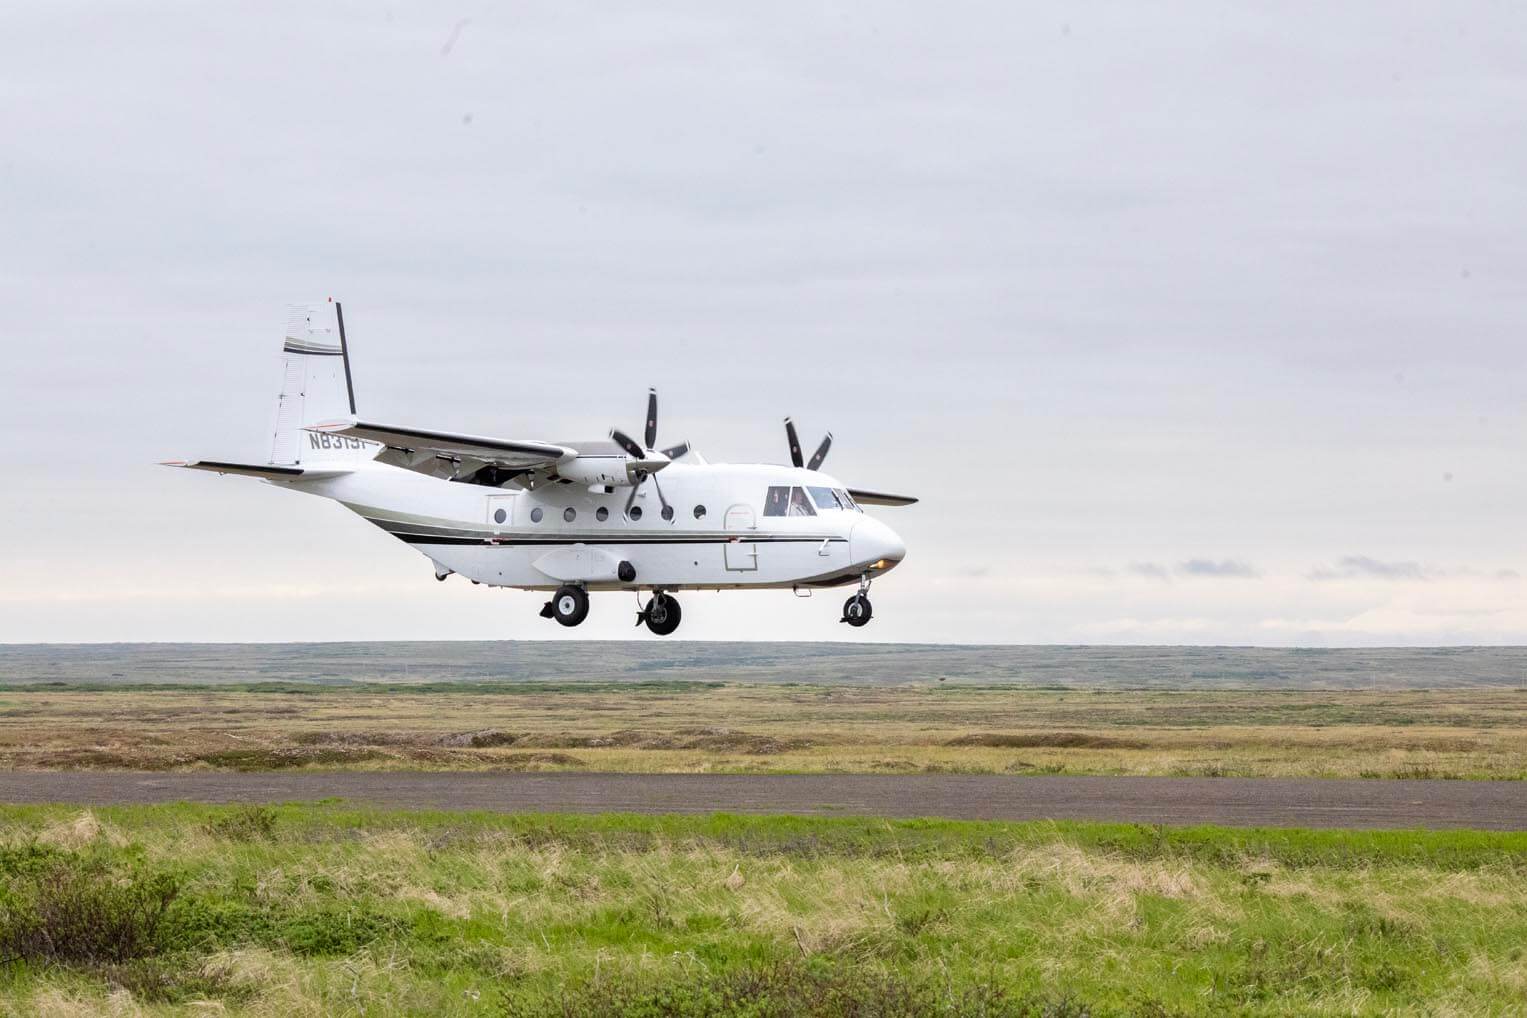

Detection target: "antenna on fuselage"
[332, 297, 357, 415]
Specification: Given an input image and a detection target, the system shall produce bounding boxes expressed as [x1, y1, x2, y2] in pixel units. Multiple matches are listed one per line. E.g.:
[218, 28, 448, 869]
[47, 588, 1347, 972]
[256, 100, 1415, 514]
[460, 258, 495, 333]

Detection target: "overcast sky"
[2, 2, 1525, 644]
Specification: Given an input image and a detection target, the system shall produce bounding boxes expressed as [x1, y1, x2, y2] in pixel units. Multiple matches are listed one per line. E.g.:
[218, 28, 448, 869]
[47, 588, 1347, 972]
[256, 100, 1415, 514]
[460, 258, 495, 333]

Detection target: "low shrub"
[0, 853, 180, 965]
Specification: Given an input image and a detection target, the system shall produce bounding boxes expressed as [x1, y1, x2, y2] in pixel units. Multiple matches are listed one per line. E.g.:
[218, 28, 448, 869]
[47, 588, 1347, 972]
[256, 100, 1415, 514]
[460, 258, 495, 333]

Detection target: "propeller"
[610, 388, 689, 519]
[784, 417, 832, 471]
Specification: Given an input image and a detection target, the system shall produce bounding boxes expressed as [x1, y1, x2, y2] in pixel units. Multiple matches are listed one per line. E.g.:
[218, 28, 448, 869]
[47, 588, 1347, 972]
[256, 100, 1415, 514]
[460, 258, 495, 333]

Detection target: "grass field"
[3, 682, 1526, 779]
[0, 803, 1524, 1016]
[4, 642, 1524, 689]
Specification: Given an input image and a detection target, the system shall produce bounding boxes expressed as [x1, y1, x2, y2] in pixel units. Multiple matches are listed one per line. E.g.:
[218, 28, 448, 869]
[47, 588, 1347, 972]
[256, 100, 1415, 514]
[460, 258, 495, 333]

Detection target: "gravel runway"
[1, 772, 1524, 830]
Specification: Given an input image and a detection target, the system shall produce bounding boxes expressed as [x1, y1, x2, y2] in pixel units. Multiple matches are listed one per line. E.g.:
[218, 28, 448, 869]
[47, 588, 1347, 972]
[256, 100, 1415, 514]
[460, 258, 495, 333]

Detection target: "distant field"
[3, 683, 1525, 779]
[3, 641, 1525, 688]
[0, 803, 1523, 1016]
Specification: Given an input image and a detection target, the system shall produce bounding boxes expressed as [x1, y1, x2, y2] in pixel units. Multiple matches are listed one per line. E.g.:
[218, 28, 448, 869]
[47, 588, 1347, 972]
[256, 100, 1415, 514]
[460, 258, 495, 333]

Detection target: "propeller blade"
[644, 388, 658, 450]
[624, 473, 645, 516]
[649, 471, 672, 516]
[610, 428, 645, 460]
[785, 418, 803, 468]
[807, 432, 833, 471]
[660, 441, 691, 460]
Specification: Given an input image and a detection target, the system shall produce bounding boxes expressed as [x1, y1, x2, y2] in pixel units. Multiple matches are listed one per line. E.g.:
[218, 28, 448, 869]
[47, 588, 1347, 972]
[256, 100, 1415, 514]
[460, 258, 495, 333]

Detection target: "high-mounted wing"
[309, 419, 574, 476]
[160, 460, 350, 481]
[846, 488, 918, 507]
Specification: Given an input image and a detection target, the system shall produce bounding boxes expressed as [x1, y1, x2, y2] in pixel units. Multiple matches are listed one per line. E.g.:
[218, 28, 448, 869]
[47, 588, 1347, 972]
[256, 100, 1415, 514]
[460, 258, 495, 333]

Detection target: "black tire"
[644, 594, 682, 636]
[552, 585, 589, 627]
[842, 594, 873, 627]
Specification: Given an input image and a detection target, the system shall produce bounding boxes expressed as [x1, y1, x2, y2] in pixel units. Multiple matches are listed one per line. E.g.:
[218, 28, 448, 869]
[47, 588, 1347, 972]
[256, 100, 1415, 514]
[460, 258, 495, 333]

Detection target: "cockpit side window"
[807, 486, 842, 511]
[788, 486, 816, 516]
[835, 488, 861, 512]
[763, 485, 791, 517]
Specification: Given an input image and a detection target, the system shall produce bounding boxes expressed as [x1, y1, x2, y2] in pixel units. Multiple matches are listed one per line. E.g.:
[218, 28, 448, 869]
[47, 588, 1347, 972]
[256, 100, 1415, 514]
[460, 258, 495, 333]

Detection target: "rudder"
[270, 300, 370, 465]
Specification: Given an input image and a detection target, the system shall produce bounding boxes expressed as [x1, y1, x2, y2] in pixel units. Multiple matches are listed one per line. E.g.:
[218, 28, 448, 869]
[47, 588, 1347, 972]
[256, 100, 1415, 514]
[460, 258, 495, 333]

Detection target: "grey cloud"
[1178, 559, 1260, 578]
[1122, 560, 1260, 580]
[1309, 556, 1429, 581]
[1308, 557, 1519, 582]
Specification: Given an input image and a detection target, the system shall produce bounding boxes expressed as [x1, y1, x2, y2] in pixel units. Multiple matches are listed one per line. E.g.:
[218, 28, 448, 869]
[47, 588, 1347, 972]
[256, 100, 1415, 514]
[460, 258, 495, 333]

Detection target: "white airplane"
[166, 301, 914, 635]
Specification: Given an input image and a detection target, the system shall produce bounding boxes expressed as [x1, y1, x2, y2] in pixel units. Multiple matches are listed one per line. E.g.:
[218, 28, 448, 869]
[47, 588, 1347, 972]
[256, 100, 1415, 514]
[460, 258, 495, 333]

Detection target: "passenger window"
[563, 507, 576, 522]
[807, 486, 841, 511]
[596, 506, 609, 522]
[788, 487, 816, 517]
[693, 505, 706, 520]
[529, 507, 543, 523]
[763, 485, 791, 517]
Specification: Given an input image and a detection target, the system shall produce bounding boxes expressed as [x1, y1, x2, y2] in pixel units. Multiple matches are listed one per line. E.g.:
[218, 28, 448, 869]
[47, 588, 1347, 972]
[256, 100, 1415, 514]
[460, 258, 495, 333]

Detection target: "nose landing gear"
[636, 591, 682, 636]
[841, 574, 874, 628]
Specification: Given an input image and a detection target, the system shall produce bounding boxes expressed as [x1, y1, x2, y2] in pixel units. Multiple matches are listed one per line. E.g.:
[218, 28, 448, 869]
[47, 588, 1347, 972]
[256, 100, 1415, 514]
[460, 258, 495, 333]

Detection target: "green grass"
[0, 805, 1524, 1015]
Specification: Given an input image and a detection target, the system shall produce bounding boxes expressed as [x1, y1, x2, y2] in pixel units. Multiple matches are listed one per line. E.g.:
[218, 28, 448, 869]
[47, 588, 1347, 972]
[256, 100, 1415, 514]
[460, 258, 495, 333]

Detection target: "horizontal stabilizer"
[160, 460, 350, 481]
[846, 488, 918, 507]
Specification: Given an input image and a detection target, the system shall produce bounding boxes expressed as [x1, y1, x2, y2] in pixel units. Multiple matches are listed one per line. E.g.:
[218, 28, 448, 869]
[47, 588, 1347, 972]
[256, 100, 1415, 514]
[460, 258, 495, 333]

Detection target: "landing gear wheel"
[550, 585, 589, 627]
[841, 594, 873, 627]
[643, 593, 682, 636]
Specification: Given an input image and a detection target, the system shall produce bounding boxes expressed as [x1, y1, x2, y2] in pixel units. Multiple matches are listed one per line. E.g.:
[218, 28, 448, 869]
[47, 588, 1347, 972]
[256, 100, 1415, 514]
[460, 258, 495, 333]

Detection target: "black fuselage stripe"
[361, 516, 847, 547]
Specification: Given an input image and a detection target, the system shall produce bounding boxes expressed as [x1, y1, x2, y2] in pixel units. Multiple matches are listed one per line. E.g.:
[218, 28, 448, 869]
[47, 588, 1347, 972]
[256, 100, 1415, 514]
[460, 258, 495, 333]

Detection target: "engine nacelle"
[555, 455, 637, 487]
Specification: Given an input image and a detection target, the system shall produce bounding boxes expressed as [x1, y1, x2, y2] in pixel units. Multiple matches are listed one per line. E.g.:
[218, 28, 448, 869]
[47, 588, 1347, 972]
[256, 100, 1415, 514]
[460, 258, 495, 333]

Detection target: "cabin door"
[723, 504, 758, 571]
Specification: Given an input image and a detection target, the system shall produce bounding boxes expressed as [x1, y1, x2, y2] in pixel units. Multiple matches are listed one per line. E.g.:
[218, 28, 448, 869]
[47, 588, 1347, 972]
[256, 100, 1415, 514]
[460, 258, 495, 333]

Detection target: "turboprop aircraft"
[165, 301, 915, 635]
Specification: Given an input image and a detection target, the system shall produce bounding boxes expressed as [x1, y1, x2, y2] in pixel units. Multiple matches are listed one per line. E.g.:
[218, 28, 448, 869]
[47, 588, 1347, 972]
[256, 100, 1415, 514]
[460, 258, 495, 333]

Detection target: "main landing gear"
[541, 585, 589, 628]
[840, 574, 874, 628]
[540, 586, 683, 636]
[636, 591, 682, 636]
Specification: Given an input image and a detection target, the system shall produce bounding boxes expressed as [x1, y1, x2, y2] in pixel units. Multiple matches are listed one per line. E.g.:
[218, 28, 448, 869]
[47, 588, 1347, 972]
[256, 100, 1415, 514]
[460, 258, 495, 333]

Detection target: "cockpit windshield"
[764, 486, 819, 517]
[805, 486, 861, 512]
[807, 486, 841, 510]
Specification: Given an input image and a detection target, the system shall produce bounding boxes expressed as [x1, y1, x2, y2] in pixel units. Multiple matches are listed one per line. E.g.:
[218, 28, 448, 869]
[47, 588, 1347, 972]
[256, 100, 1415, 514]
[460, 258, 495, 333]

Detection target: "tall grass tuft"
[503, 962, 1095, 1018]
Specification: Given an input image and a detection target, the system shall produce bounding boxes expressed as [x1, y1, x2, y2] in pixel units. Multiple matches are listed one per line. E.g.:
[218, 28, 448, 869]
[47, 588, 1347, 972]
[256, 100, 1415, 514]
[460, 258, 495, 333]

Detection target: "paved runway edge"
[0, 772, 1523, 831]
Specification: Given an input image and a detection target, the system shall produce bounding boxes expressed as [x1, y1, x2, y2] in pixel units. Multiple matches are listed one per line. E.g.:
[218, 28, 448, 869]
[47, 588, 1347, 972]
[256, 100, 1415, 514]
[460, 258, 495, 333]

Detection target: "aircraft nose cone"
[851, 517, 906, 570]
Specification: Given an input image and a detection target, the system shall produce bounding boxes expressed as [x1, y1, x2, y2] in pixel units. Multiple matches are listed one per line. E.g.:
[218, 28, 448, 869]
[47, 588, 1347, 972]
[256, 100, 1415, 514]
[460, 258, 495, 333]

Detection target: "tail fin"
[270, 300, 371, 465]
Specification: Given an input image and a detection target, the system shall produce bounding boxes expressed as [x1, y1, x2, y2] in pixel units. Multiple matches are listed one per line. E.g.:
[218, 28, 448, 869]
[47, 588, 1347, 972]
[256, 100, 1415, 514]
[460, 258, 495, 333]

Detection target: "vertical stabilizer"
[270, 300, 371, 465]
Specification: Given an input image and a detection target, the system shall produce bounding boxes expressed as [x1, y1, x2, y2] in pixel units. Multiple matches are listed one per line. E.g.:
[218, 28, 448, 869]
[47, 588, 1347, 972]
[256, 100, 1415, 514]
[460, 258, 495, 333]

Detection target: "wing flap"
[847, 488, 918, 507]
[311, 419, 573, 470]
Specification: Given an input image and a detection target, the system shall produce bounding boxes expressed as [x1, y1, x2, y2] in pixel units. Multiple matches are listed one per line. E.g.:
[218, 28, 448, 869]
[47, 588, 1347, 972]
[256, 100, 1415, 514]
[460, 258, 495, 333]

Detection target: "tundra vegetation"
[0, 683, 1524, 779]
[0, 804, 1524, 1016]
